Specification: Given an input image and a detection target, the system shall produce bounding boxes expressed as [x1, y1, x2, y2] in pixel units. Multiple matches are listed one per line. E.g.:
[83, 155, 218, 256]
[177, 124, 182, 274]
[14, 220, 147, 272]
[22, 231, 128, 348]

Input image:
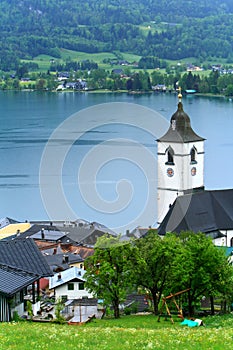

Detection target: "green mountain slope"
[1, 0, 233, 70]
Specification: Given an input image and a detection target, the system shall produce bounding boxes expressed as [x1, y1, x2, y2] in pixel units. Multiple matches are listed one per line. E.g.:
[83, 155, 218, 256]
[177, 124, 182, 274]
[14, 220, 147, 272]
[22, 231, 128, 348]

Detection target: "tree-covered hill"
[1, 0, 233, 70]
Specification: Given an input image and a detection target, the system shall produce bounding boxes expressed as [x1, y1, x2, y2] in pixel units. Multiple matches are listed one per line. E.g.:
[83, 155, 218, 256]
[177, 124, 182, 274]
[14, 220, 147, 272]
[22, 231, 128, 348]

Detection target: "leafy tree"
[133, 232, 180, 315]
[84, 235, 137, 318]
[225, 84, 233, 97]
[172, 232, 233, 316]
[132, 73, 142, 90]
[35, 79, 46, 90]
[54, 298, 66, 324]
[12, 78, 20, 90]
[16, 65, 29, 79]
[151, 71, 165, 86]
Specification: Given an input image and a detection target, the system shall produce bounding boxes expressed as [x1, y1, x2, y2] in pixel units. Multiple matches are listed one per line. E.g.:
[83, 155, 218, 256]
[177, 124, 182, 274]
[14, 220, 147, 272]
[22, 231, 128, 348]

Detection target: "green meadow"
[23, 50, 141, 72]
[22, 49, 218, 78]
[0, 314, 233, 350]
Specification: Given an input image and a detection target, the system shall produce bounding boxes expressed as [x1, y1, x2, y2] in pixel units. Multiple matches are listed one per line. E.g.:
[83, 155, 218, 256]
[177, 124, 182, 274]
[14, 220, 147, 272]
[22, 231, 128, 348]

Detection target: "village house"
[49, 267, 98, 322]
[0, 238, 52, 321]
[49, 267, 93, 302]
[14, 219, 116, 247]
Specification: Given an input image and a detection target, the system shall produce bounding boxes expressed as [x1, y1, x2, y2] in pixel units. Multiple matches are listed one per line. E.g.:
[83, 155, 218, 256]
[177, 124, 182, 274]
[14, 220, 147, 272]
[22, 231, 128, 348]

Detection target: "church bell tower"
[157, 90, 205, 224]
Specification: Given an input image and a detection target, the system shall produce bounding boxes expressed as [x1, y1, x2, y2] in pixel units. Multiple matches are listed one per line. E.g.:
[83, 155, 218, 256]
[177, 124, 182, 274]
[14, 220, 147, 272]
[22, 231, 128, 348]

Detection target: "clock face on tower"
[191, 167, 197, 176]
[167, 168, 174, 177]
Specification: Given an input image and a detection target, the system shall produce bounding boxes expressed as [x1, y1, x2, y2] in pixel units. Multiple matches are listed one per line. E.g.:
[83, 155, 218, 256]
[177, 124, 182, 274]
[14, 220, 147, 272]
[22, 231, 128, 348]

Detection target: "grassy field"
[0, 314, 233, 349]
[24, 50, 141, 72]
[21, 48, 232, 79]
[21, 49, 218, 79]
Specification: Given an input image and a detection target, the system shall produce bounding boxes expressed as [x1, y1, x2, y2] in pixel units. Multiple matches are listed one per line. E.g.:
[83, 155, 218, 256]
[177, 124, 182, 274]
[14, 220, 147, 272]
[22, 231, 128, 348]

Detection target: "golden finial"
[178, 86, 182, 102]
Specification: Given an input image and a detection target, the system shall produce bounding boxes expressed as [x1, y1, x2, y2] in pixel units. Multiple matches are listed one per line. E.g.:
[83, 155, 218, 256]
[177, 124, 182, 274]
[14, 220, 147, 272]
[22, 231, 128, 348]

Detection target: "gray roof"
[0, 217, 19, 229]
[18, 222, 116, 246]
[44, 253, 83, 272]
[31, 229, 66, 241]
[0, 264, 38, 297]
[0, 238, 52, 277]
[157, 102, 205, 143]
[49, 267, 86, 289]
[128, 227, 156, 239]
[158, 189, 233, 236]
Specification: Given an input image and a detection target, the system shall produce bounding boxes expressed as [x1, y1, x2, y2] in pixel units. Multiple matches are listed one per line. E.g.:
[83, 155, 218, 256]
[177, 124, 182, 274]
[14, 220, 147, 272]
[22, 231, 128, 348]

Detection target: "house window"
[190, 147, 197, 164]
[79, 282, 85, 290]
[68, 283, 74, 291]
[61, 295, 67, 302]
[165, 146, 174, 165]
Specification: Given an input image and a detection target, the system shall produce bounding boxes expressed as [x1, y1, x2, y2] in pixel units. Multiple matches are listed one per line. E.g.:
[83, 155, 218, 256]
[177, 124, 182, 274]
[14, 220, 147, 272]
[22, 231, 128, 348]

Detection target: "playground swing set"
[157, 288, 191, 324]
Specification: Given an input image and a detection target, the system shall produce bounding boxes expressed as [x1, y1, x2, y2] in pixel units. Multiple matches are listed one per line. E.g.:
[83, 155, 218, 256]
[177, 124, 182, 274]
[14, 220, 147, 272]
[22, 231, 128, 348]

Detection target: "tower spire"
[156, 91, 205, 224]
[178, 86, 182, 103]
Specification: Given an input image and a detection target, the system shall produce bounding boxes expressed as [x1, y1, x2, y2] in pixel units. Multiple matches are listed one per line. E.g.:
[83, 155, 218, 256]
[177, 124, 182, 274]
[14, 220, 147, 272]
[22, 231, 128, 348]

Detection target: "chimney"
[57, 273, 62, 281]
[53, 248, 57, 255]
[63, 255, 69, 264]
[16, 229, 20, 236]
[41, 228, 45, 239]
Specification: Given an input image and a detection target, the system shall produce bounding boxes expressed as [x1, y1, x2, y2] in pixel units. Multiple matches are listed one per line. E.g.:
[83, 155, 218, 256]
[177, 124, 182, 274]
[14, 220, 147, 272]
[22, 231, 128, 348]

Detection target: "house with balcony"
[0, 238, 52, 321]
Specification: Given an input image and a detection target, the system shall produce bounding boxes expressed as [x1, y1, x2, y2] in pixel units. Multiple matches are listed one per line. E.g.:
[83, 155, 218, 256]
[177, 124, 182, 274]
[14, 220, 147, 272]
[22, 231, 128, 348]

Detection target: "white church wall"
[157, 139, 205, 224]
[222, 229, 233, 247]
[214, 236, 226, 246]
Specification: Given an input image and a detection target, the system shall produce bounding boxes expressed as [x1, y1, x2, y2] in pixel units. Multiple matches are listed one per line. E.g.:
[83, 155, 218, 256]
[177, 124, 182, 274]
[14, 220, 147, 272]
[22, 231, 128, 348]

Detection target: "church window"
[190, 147, 197, 164]
[165, 146, 174, 165]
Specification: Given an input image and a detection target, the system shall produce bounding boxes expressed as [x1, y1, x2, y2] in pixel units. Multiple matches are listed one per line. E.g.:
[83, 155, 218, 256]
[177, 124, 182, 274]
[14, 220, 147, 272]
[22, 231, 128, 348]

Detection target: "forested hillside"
[1, 0, 233, 70]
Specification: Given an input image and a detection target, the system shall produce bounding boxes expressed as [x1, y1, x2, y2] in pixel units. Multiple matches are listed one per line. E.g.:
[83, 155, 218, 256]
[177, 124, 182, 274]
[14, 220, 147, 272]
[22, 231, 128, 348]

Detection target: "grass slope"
[0, 314, 233, 349]
[25, 50, 141, 72]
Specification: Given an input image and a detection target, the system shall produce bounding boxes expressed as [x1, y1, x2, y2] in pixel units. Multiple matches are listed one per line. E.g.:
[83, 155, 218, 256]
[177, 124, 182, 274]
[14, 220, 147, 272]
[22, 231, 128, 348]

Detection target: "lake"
[0, 91, 232, 233]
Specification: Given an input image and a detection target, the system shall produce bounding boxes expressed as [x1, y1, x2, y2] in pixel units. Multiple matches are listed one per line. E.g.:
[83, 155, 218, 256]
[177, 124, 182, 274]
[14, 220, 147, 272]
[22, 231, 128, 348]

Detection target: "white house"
[49, 267, 93, 301]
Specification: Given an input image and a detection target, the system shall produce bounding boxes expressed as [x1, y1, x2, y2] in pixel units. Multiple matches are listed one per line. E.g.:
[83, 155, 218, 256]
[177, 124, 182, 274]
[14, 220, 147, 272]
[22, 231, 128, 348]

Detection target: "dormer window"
[165, 146, 174, 165]
[190, 147, 197, 164]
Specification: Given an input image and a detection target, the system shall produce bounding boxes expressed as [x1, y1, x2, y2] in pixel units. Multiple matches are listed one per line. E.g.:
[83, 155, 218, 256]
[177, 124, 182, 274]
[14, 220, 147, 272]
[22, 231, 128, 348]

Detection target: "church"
[156, 90, 233, 247]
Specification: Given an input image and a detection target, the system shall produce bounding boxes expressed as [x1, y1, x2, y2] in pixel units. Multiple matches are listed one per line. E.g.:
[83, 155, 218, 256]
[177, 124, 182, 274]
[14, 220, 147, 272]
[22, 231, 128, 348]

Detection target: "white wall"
[32, 301, 41, 316]
[157, 140, 204, 224]
[222, 229, 233, 247]
[55, 282, 93, 301]
[213, 230, 233, 247]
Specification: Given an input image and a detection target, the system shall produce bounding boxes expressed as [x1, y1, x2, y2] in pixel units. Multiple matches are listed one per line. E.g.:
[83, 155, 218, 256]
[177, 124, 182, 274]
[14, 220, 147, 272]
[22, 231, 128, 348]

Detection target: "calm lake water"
[0, 91, 232, 233]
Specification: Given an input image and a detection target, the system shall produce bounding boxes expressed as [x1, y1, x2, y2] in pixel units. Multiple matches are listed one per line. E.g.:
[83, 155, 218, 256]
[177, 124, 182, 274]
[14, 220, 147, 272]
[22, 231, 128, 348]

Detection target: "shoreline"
[0, 88, 232, 99]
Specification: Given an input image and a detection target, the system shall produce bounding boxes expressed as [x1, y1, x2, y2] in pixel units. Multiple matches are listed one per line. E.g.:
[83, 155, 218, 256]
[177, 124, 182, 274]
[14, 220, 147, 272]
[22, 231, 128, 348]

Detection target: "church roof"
[158, 189, 233, 236]
[157, 101, 205, 143]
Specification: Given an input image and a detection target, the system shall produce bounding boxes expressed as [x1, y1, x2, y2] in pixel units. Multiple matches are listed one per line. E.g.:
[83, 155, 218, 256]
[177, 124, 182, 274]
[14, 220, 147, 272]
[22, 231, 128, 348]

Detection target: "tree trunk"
[151, 290, 159, 315]
[188, 290, 194, 317]
[221, 300, 227, 314]
[112, 300, 120, 318]
[210, 295, 215, 315]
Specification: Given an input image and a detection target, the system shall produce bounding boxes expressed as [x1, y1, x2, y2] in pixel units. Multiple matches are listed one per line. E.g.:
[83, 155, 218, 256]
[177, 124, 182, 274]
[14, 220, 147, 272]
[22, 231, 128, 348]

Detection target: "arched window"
[165, 146, 174, 165]
[190, 147, 197, 164]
